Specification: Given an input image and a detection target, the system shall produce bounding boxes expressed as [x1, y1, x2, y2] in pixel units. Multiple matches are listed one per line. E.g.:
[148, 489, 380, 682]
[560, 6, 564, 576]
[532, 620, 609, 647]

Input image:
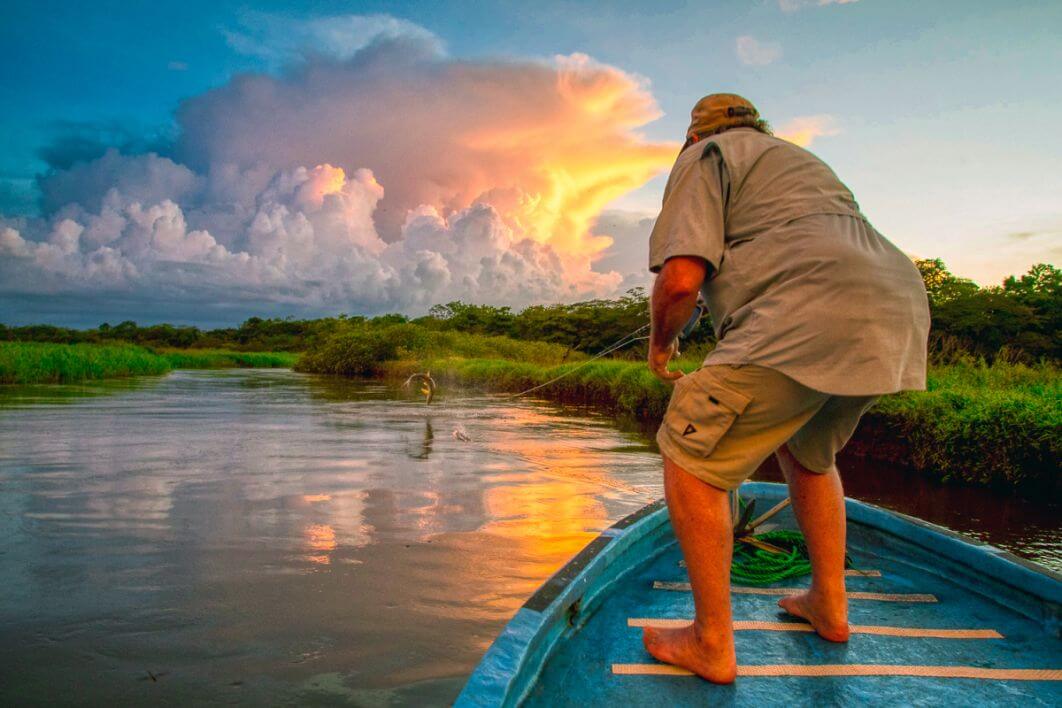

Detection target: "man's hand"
[648, 339, 683, 384]
[649, 256, 708, 385]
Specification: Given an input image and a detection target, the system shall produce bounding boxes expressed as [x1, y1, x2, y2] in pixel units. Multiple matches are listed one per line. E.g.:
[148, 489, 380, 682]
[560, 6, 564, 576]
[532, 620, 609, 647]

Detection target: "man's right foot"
[778, 590, 850, 642]
[642, 624, 737, 684]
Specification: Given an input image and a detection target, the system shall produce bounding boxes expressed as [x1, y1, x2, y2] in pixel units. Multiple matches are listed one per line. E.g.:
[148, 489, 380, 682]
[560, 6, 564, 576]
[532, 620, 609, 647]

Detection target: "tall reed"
[0, 342, 171, 384]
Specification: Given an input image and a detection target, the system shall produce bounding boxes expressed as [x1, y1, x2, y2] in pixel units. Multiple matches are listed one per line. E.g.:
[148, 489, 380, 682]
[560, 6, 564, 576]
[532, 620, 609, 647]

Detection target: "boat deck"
[459, 483, 1062, 707]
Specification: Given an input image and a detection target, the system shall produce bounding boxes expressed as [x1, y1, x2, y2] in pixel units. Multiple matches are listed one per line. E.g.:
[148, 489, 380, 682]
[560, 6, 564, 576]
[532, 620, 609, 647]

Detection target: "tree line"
[2, 261, 1057, 363]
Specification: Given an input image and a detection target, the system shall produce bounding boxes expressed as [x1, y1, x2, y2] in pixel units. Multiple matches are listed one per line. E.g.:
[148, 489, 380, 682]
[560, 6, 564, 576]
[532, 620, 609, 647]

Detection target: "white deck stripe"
[679, 561, 882, 577]
[627, 618, 1002, 639]
[653, 581, 937, 602]
[612, 664, 1062, 680]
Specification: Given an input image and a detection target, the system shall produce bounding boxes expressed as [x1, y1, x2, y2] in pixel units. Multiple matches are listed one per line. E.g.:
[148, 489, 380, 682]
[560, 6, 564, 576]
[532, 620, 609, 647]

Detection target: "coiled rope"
[731, 530, 812, 585]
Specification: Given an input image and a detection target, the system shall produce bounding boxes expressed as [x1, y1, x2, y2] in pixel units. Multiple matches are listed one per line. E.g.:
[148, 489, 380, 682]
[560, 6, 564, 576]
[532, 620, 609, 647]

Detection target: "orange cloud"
[178, 41, 675, 277]
[776, 114, 841, 147]
[6, 32, 679, 316]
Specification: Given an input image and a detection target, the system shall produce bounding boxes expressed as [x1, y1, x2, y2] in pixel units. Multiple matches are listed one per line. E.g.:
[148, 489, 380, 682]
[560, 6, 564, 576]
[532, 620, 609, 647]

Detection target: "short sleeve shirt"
[649, 128, 930, 396]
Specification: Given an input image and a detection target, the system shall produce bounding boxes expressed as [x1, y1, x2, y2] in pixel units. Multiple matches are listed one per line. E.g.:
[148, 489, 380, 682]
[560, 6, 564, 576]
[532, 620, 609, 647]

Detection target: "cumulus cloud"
[778, 0, 860, 12]
[735, 35, 782, 66]
[776, 114, 840, 147]
[175, 41, 672, 250]
[1, 21, 674, 323]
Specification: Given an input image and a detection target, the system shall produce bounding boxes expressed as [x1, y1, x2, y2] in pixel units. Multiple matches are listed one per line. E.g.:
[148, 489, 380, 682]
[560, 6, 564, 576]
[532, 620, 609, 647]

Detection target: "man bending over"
[643, 93, 929, 683]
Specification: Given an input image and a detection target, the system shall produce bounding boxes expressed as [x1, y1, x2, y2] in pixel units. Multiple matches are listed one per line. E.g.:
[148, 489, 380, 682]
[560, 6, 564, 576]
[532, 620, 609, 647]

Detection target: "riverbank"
[364, 351, 1059, 495]
[0, 342, 296, 384]
[155, 349, 298, 370]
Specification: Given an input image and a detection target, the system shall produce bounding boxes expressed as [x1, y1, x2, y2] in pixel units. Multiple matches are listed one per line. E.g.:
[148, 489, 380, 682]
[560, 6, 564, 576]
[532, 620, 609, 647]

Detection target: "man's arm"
[648, 255, 709, 383]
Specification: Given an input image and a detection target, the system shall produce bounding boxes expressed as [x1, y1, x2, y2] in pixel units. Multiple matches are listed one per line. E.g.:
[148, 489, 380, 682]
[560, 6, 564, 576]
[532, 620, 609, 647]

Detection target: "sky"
[1, 0, 1059, 327]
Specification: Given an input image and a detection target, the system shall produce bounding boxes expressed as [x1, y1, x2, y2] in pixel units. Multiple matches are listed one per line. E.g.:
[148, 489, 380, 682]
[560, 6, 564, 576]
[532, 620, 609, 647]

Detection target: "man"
[643, 93, 930, 683]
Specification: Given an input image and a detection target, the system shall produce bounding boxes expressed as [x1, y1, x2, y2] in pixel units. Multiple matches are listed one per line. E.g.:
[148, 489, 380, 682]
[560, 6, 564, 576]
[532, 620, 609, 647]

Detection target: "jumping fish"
[402, 372, 437, 405]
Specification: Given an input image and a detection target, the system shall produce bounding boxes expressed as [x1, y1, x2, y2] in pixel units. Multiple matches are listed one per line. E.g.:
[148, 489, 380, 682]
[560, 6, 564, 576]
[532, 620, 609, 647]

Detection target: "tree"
[1002, 263, 1060, 298]
[915, 258, 979, 305]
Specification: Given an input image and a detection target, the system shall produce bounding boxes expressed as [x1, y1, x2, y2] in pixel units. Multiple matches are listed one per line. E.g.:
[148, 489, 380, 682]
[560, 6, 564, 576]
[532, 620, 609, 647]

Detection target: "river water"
[0, 369, 1057, 705]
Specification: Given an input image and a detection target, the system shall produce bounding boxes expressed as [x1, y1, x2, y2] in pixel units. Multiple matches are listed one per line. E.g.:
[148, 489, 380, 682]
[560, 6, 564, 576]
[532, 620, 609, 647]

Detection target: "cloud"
[35, 120, 173, 171]
[778, 0, 860, 12]
[775, 114, 840, 147]
[735, 35, 782, 66]
[223, 11, 444, 67]
[167, 60, 189, 71]
[39, 149, 198, 214]
[174, 42, 672, 249]
[1006, 227, 1062, 242]
[1, 20, 675, 323]
[0, 161, 616, 320]
[591, 210, 656, 277]
[959, 224, 1062, 286]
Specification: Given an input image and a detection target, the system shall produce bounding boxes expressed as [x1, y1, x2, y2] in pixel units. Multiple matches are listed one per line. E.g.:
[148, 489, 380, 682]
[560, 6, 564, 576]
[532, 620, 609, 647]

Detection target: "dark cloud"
[36, 120, 174, 172]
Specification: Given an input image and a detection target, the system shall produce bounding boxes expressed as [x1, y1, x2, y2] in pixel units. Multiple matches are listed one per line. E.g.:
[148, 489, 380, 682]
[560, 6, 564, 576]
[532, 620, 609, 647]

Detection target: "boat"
[456, 481, 1062, 706]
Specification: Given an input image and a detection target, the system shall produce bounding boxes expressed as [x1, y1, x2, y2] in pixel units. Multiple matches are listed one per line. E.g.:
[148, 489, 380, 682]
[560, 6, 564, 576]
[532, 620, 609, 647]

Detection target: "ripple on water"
[0, 368, 1056, 706]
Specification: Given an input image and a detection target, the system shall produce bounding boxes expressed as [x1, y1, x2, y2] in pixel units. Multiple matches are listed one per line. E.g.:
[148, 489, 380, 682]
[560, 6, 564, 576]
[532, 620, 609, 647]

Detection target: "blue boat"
[456, 482, 1062, 706]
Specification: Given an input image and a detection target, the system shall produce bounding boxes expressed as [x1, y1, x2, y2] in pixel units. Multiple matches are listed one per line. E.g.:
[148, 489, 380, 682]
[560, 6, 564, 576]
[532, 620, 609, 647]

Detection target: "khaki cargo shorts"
[656, 364, 877, 491]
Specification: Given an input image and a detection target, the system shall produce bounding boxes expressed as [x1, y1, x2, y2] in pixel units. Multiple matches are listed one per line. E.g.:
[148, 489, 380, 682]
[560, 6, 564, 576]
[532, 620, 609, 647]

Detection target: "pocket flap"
[686, 371, 751, 415]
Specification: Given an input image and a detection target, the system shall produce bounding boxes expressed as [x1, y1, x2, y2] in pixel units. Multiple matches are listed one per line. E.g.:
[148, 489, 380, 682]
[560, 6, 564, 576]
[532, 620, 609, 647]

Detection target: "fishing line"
[501, 296, 704, 400]
[410, 321, 653, 407]
[501, 323, 650, 400]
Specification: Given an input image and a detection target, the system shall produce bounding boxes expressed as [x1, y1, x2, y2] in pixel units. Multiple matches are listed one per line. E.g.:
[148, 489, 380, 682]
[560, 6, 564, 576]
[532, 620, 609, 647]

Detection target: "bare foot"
[778, 590, 850, 642]
[642, 624, 737, 684]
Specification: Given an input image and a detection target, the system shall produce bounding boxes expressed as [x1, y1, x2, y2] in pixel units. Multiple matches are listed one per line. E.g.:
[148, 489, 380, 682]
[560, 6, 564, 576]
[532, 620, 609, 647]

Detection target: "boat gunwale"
[454, 481, 1061, 707]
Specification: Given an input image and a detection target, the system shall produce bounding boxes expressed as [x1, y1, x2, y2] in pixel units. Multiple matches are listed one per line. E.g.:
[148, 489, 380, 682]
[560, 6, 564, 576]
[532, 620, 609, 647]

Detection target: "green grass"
[158, 349, 298, 369]
[294, 322, 576, 376]
[868, 360, 1060, 489]
[0, 342, 298, 384]
[0, 342, 171, 384]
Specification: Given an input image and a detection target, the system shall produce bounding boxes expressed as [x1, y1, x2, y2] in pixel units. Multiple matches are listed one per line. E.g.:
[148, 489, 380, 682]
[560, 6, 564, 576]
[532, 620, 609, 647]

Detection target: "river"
[0, 369, 1056, 705]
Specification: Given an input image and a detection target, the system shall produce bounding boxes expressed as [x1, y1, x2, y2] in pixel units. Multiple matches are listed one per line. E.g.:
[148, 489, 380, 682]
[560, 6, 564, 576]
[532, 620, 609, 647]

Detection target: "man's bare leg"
[774, 444, 850, 641]
[642, 454, 737, 683]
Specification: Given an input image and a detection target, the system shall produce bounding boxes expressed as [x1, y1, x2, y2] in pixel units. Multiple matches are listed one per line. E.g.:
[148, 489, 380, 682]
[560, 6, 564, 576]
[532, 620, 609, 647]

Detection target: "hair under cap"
[686, 93, 760, 141]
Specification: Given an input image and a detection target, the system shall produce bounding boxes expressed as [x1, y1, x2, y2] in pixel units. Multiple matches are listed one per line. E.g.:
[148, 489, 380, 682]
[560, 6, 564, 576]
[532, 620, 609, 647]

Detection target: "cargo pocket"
[664, 370, 752, 458]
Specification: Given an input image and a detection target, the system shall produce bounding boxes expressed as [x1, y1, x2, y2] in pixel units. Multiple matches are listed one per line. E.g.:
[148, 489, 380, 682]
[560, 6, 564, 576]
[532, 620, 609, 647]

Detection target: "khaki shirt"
[649, 128, 929, 396]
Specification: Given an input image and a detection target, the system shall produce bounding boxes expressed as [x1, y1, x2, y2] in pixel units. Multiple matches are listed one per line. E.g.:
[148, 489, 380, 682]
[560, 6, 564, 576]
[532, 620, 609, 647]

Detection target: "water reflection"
[0, 375, 163, 409]
[408, 419, 434, 460]
[2, 369, 1055, 706]
[0, 369, 662, 705]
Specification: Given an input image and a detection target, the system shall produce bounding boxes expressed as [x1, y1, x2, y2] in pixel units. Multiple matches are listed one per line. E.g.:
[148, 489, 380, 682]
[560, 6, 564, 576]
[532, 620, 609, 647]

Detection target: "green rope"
[731, 530, 812, 586]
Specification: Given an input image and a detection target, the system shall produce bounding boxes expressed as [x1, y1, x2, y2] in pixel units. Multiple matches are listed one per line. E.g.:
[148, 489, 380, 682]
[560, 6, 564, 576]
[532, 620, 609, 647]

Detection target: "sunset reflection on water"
[0, 370, 662, 705]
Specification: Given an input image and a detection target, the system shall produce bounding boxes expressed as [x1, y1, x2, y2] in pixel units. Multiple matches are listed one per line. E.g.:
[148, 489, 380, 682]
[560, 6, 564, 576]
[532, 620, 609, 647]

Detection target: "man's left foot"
[642, 624, 737, 684]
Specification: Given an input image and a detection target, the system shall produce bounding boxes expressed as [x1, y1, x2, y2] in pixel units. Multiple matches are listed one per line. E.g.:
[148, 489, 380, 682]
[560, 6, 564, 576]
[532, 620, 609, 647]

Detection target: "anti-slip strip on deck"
[611, 664, 1062, 680]
[652, 581, 938, 602]
[678, 561, 882, 577]
[627, 618, 1003, 639]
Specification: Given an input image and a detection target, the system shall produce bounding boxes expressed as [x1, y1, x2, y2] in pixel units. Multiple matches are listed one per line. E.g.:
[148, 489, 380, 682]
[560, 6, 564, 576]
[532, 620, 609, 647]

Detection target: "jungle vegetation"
[3, 260, 1058, 492]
